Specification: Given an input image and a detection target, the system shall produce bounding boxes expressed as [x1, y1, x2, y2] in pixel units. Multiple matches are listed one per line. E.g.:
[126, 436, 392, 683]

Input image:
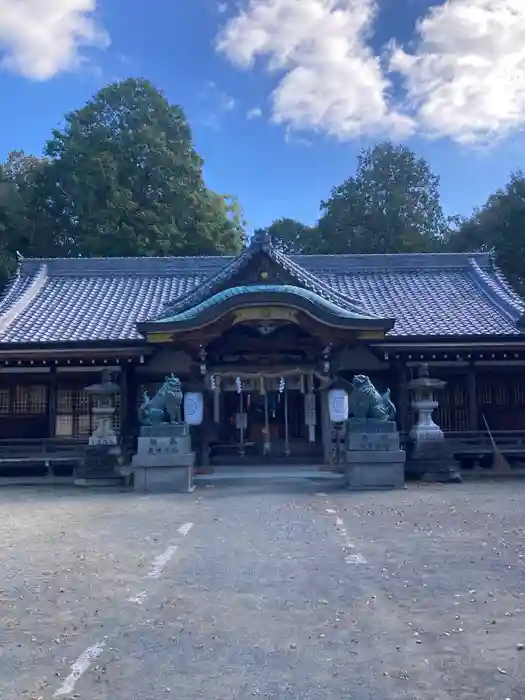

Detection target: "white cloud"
[390, 0, 525, 144]
[246, 106, 262, 119]
[217, 0, 525, 146]
[198, 81, 237, 129]
[216, 0, 414, 141]
[204, 80, 236, 111]
[0, 0, 109, 81]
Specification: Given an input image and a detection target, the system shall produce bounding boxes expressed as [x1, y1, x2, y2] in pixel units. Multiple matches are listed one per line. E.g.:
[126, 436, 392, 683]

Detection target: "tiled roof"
[0, 251, 524, 344]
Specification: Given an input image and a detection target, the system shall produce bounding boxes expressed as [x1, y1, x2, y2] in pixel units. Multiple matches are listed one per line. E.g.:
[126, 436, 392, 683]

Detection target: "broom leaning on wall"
[482, 413, 511, 472]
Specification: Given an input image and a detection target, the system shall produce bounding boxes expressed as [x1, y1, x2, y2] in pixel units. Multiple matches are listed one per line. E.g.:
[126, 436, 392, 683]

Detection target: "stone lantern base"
[74, 420, 129, 487]
[74, 443, 129, 487]
[406, 436, 462, 483]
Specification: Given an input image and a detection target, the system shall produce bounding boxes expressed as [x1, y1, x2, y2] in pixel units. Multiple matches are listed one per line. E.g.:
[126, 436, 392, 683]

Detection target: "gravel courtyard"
[1, 480, 524, 700]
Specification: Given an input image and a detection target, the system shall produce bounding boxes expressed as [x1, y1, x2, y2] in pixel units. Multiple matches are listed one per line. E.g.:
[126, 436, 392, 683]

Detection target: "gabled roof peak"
[159, 230, 368, 318]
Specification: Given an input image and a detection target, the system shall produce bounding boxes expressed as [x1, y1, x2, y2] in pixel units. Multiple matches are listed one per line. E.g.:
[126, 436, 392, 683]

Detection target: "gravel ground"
[0, 480, 524, 700]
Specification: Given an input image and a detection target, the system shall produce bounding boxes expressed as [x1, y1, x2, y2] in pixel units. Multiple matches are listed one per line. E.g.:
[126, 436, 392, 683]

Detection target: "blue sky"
[0, 0, 524, 232]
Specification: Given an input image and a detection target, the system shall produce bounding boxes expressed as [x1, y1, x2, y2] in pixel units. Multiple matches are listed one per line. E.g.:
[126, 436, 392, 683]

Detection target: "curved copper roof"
[157, 284, 382, 324]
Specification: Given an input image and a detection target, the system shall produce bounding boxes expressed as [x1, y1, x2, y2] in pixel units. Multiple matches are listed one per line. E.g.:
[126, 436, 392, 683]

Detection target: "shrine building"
[1, 231, 525, 473]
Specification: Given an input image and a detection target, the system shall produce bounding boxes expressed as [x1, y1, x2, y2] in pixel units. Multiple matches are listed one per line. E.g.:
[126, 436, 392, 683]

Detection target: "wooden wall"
[404, 366, 525, 433]
[2, 362, 525, 441]
[0, 370, 122, 440]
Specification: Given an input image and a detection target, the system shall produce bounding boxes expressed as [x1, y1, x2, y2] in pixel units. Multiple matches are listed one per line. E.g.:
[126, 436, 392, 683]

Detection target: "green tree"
[1, 151, 58, 260]
[0, 165, 23, 291]
[41, 78, 244, 258]
[255, 218, 319, 254]
[446, 172, 525, 295]
[317, 142, 448, 254]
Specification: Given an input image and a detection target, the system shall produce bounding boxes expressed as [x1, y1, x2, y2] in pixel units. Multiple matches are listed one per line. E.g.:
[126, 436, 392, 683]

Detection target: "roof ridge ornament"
[251, 228, 272, 248]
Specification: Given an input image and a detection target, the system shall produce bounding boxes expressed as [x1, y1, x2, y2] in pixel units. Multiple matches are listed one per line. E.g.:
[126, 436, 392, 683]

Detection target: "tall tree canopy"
[39, 78, 244, 258]
[0, 165, 23, 290]
[1, 151, 56, 258]
[316, 142, 448, 254]
[255, 218, 319, 255]
[446, 172, 525, 296]
[1, 88, 525, 303]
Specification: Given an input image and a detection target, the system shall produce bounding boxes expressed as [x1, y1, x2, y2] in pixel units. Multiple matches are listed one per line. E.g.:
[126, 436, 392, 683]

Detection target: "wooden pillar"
[198, 383, 215, 469]
[48, 367, 57, 439]
[467, 363, 478, 431]
[320, 389, 331, 464]
[396, 362, 409, 434]
[119, 366, 128, 439]
[284, 387, 290, 456]
[121, 365, 137, 447]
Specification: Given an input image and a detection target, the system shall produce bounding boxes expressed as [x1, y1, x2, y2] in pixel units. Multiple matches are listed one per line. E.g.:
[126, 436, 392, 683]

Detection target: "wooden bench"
[0, 439, 86, 477]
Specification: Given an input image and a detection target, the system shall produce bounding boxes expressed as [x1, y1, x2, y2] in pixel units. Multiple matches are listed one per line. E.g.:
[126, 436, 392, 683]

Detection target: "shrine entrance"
[136, 246, 395, 468]
[209, 372, 323, 465]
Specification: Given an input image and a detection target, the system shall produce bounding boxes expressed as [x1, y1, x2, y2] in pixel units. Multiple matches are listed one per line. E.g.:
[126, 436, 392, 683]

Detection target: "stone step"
[74, 475, 130, 488]
[194, 466, 345, 487]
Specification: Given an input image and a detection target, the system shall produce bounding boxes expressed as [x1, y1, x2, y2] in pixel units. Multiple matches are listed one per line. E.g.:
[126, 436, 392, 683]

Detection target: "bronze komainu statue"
[347, 374, 396, 422]
[138, 374, 184, 425]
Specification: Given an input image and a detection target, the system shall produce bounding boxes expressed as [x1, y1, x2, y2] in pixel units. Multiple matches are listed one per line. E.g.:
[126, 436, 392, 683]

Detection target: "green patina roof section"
[156, 284, 379, 324]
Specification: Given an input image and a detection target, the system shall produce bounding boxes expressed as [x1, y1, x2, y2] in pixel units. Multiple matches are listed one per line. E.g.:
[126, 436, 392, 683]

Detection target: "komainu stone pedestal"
[132, 424, 195, 493]
[345, 420, 406, 490]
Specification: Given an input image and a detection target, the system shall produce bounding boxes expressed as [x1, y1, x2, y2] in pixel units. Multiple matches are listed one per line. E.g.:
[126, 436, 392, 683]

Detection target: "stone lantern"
[87, 369, 120, 444]
[74, 370, 126, 486]
[406, 364, 461, 483]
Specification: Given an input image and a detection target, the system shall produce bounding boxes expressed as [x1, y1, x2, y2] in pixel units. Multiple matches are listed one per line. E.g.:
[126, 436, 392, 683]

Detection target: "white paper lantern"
[328, 388, 348, 423]
[184, 392, 204, 425]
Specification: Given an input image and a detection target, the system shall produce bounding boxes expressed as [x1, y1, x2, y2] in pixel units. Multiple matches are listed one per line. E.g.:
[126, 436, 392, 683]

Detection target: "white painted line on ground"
[54, 523, 195, 697]
[127, 590, 148, 605]
[178, 522, 193, 536]
[53, 639, 107, 697]
[327, 509, 367, 565]
[130, 522, 194, 597]
[346, 553, 367, 564]
[147, 545, 178, 579]
[146, 523, 193, 579]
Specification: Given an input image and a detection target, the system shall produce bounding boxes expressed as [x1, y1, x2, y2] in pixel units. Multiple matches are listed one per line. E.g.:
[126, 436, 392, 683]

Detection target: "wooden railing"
[0, 438, 87, 477]
[402, 430, 525, 471]
[0, 437, 87, 457]
[0, 437, 134, 477]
